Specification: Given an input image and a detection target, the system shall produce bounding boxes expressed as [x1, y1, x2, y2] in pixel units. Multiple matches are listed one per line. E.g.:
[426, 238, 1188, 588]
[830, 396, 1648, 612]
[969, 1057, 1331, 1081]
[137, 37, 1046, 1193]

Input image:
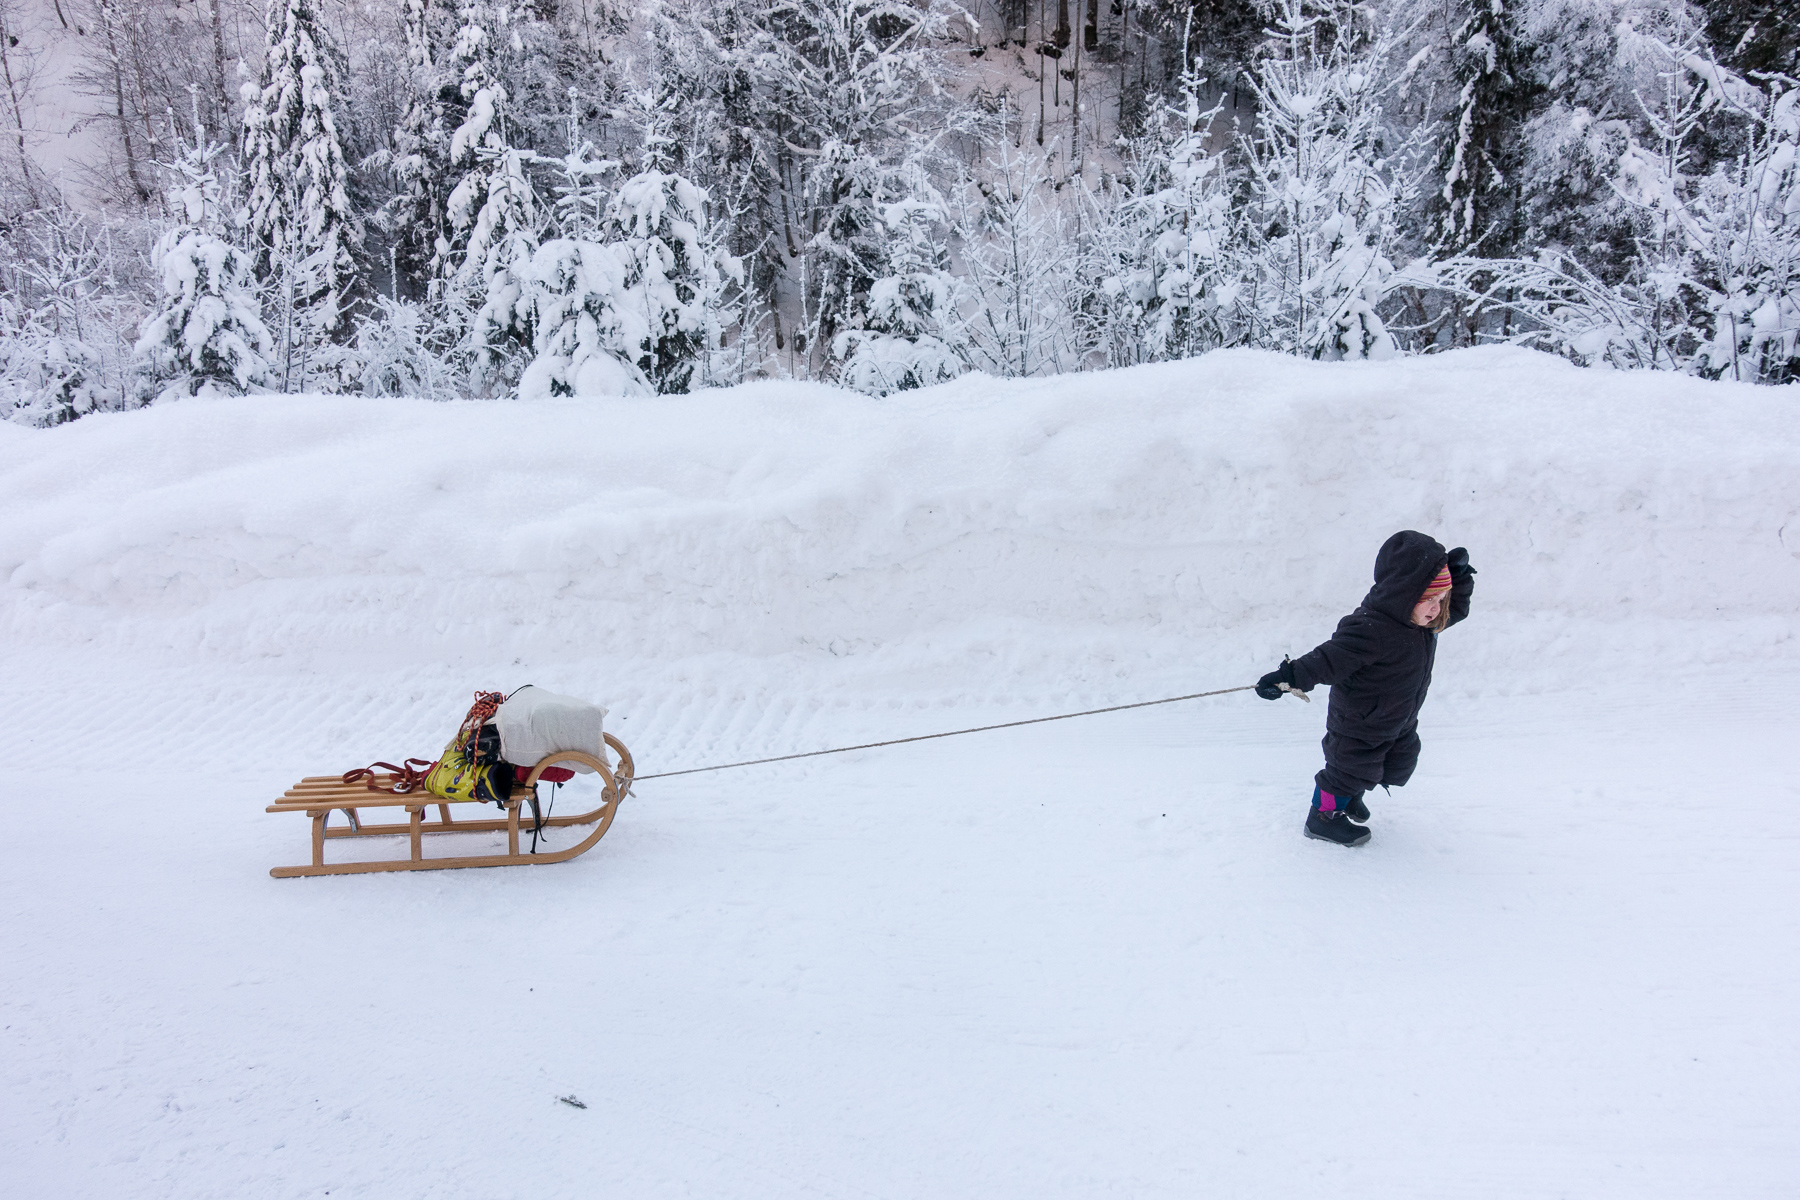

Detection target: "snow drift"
[3, 346, 1794, 700]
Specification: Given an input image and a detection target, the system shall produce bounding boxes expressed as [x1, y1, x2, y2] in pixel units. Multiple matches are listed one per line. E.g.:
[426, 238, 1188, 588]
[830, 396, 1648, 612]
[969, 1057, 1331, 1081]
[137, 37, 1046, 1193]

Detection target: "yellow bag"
[422, 691, 513, 807]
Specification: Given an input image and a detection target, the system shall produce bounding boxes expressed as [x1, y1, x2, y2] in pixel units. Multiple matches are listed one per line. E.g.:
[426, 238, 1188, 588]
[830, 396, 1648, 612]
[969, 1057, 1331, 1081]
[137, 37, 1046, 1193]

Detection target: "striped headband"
[1421, 564, 1452, 602]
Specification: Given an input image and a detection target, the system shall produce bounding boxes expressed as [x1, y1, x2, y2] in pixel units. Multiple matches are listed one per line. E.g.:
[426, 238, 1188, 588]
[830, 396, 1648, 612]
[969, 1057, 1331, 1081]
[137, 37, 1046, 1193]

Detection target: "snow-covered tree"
[3, 209, 119, 423]
[1512, 0, 1697, 281]
[514, 239, 644, 397]
[835, 190, 965, 394]
[1, 299, 102, 426]
[441, 3, 542, 393]
[1666, 63, 1799, 381]
[518, 128, 739, 398]
[0, 200, 150, 426]
[346, 294, 460, 397]
[439, 1, 516, 273]
[386, 0, 464, 294]
[546, 87, 619, 241]
[712, 0, 951, 375]
[452, 143, 539, 390]
[1086, 56, 1247, 365]
[673, 0, 786, 332]
[615, 85, 739, 392]
[239, 0, 361, 341]
[1427, 0, 1539, 256]
[134, 131, 274, 403]
[1241, 0, 1411, 359]
[951, 121, 1082, 378]
[1601, 18, 1719, 369]
[1413, 32, 1799, 381]
[1698, 0, 1798, 78]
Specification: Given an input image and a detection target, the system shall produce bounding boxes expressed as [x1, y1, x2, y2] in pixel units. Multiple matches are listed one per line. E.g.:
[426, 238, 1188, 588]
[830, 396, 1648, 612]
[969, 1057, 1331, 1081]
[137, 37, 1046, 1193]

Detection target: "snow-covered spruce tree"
[239, 0, 361, 354]
[673, 0, 787, 347]
[1241, 0, 1411, 359]
[834, 188, 965, 395]
[618, 74, 744, 393]
[1426, 0, 1538, 258]
[386, 0, 464, 295]
[134, 131, 275, 403]
[517, 89, 740, 398]
[507, 86, 626, 398]
[514, 239, 644, 397]
[545, 87, 618, 242]
[436, 1, 528, 279]
[630, 6, 778, 343]
[1085, 54, 1247, 366]
[441, 3, 542, 394]
[453, 143, 540, 392]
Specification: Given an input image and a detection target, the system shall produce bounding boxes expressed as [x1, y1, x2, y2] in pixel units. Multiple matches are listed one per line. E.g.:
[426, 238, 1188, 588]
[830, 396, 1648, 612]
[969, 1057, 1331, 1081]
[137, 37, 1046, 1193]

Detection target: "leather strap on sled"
[344, 758, 435, 794]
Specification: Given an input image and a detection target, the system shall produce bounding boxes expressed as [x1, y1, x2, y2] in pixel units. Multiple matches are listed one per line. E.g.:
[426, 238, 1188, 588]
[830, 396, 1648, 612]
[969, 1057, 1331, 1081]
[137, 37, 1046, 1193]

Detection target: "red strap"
[515, 764, 575, 785]
[343, 758, 435, 794]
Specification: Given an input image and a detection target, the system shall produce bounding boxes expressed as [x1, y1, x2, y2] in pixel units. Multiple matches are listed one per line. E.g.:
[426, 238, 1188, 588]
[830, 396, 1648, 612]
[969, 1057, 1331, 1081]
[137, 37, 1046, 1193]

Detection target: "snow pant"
[1314, 725, 1422, 803]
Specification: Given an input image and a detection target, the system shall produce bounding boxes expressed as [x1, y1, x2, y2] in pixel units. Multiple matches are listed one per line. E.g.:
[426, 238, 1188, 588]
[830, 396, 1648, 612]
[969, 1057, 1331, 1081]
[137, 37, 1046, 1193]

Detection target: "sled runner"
[264, 737, 634, 878]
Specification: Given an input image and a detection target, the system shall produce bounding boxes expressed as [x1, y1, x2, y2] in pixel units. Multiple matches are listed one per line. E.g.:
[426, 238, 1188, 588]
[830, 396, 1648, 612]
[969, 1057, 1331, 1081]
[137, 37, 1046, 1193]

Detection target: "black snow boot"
[1344, 792, 1370, 823]
[1305, 809, 1372, 847]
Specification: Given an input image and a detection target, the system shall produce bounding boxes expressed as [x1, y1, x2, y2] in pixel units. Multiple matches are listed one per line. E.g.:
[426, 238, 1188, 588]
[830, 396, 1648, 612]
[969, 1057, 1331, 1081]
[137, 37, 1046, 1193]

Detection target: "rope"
[635, 684, 1258, 781]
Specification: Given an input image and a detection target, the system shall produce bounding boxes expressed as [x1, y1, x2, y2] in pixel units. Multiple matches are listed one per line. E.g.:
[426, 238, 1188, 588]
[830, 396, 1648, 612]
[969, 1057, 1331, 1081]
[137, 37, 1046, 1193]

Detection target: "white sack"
[495, 685, 608, 774]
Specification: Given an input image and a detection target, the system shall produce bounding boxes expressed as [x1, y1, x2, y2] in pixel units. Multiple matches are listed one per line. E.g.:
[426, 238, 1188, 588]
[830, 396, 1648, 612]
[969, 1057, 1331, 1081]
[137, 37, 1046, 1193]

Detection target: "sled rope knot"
[636, 684, 1266, 781]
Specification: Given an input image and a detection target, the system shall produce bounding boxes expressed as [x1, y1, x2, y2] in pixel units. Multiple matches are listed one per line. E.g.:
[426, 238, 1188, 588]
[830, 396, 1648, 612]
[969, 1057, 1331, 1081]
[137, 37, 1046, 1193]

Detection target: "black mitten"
[1255, 657, 1296, 700]
[1447, 546, 1476, 578]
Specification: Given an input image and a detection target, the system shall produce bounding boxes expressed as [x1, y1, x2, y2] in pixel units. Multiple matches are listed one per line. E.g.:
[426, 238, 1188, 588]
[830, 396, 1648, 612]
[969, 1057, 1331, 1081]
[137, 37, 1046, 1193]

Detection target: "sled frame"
[265, 737, 634, 879]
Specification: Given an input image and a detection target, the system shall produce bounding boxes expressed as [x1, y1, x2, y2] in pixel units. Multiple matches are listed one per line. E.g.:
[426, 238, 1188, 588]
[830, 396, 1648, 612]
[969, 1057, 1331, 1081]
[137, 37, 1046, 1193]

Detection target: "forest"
[0, 0, 1794, 424]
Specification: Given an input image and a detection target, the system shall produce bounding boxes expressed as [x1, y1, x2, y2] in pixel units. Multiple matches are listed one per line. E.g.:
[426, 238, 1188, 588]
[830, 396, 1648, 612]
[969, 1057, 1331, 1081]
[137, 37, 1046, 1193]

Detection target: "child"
[1255, 530, 1475, 847]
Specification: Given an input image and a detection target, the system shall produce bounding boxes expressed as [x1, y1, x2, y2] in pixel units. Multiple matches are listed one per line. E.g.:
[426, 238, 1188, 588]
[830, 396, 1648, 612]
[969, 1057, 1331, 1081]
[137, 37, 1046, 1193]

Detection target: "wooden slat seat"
[266, 777, 536, 813]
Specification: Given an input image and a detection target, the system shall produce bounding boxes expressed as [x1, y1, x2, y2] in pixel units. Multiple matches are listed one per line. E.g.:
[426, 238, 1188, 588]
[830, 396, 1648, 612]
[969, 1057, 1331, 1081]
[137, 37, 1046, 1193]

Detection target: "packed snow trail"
[1, 348, 1795, 1198]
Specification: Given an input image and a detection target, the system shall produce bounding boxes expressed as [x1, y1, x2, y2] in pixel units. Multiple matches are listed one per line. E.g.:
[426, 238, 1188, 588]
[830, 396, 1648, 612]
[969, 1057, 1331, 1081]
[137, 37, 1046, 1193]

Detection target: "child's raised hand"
[1447, 546, 1476, 577]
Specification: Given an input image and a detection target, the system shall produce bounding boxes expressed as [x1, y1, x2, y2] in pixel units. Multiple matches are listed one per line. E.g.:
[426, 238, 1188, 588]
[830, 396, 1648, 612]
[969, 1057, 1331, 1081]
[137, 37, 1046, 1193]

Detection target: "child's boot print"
[1305, 785, 1371, 847]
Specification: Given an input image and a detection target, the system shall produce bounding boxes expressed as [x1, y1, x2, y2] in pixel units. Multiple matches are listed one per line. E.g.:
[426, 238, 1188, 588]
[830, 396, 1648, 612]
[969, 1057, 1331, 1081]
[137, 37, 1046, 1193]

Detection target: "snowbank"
[3, 347, 1795, 700]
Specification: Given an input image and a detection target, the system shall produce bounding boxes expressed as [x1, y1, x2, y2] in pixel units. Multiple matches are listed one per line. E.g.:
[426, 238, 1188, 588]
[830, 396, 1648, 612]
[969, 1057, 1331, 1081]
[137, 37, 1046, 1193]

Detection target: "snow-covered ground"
[2, 348, 1796, 1197]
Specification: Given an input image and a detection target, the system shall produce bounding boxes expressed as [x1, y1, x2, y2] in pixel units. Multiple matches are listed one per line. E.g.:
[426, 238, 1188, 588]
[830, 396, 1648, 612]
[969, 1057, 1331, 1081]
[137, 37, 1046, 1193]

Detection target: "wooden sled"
[265, 736, 634, 879]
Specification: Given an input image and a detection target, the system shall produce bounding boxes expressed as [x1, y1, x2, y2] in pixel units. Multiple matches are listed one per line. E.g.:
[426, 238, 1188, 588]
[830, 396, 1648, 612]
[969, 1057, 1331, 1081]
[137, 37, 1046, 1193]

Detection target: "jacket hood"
[1363, 530, 1448, 625]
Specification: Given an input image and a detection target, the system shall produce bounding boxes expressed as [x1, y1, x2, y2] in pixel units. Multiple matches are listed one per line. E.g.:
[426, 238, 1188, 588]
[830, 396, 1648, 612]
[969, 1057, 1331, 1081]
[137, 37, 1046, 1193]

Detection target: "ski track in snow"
[1, 348, 1797, 1197]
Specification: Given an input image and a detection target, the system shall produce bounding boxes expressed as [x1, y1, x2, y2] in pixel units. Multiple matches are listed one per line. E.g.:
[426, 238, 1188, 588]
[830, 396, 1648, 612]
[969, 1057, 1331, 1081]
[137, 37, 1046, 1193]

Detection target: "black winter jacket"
[1289, 530, 1473, 745]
